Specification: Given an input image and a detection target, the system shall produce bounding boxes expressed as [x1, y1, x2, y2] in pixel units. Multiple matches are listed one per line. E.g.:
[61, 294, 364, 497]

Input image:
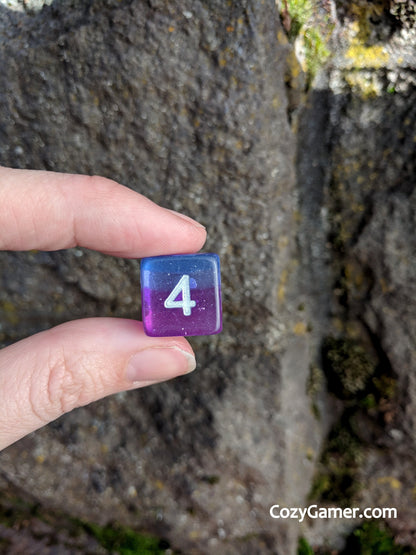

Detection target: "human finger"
[0, 167, 206, 256]
[0, 318, 196, 450]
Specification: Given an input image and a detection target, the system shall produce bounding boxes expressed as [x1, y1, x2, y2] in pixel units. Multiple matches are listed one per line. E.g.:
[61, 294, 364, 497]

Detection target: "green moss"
[201, 474, 220, 485]
[345, 521, 415, 554]
[309, 417, 363, 505]
[0, 494, 36, 527]
[279, 0, 332, 84]
[373, 374, 397, 401]
[311, 333, 400, 509]
[80, 521, 172, 555]
[0, 490, 175, 555]
[360, 392, 377, 410]
[297, 536, 314, 555]
[285, 0, 313, 39]
[307, 364, 325, 420]
[303, 26, 331, 81]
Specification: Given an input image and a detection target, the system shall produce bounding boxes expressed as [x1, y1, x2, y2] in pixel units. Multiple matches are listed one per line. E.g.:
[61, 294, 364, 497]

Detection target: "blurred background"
[0, 0, 415, 553]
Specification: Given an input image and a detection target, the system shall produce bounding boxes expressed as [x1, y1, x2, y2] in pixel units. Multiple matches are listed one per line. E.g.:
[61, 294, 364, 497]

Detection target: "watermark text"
[269, 504, 397, 523]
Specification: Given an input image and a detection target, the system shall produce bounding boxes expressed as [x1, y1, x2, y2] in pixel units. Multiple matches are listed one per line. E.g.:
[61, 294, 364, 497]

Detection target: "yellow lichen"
[306, 447, 315, 461]
[272, 95, 281, 109]
[344, 21, 389, 69]
[379, 277, 392, 294]
[189, 530, 200, 540]
[346, 43, 389, 69]
[277, 29, 289, 45]
[377, 476, 402, 490]
[345, 71, 384, 99]
[293, 321, 308, 335]
[285, 47, 304, 85]
[344, 261, 365, 290]
[154, 479, 164, 490]
[0, 300, 19, 325]
[332, 317, 345, 333]
[293, 210, 302, 223]
[218, 55, 227, 68]
[278, 235, 289, 250]
[277, 268, 288, 303]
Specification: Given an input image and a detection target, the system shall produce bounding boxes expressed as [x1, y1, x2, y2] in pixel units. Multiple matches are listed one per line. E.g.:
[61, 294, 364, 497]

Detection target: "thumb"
[0, 318, 196, 450]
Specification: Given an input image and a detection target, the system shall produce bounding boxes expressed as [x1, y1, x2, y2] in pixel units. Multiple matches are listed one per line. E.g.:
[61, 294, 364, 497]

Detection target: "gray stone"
[0, 1, 322, 553]
[297, 6, 416, 549]
[1, 0, 415, 552]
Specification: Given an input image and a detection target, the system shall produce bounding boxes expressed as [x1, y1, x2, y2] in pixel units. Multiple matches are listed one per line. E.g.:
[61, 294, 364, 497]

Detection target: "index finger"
[0, 167, 206, 257]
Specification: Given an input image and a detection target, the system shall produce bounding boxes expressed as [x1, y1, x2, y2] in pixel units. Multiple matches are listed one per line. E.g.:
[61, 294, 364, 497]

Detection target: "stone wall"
[0, 1, 320, 553]
[0, 0, 415, 553]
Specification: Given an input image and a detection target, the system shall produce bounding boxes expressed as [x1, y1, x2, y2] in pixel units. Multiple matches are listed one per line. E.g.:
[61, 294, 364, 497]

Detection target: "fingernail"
[167, 209, 206, 230]
[125, 346, 196, 383]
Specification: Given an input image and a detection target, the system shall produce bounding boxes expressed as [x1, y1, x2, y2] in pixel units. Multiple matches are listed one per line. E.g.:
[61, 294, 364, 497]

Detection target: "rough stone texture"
[297, 5, 416, 549]
[0, 1, 323, 553]
[1, 0, 416, 552]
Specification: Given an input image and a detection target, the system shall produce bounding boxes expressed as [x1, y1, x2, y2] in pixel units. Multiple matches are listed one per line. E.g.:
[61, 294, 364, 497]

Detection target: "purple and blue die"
[140, 253, 222, 337]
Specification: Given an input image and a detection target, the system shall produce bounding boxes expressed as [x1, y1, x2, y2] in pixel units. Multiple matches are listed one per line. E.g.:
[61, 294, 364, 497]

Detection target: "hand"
[0, 167, 206, 450]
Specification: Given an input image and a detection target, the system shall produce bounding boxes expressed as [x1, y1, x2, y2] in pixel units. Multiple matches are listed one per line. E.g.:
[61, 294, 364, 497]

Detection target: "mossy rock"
[279, 0, 331, 83]
[297, 536, 314, 555]
[309, 418, 363, 505]
[322, 337, 377, 400]
[343, 521, 415, 555]
[80, 521, 174, 555]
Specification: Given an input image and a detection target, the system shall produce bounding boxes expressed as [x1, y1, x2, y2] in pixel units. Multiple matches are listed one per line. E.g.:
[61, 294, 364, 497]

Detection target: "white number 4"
[164, 274, 196, 316]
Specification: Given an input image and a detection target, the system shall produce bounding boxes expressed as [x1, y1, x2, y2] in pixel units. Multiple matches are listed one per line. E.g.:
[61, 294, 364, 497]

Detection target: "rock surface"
[0, 0, 415, 553]
[0, 1, 322, 553]
[297, 3, 416, 549]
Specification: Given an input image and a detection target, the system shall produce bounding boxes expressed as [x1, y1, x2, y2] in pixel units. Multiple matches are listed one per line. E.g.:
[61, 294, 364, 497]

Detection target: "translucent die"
[140, 253, 222, 337]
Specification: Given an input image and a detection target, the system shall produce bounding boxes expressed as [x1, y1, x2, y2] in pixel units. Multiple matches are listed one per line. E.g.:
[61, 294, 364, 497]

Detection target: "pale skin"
[0, 167, 207, 450]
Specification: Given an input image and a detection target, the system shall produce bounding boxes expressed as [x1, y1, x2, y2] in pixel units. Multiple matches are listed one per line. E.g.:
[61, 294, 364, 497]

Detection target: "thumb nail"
[167, 209, 206, 230]
[125, 346, 196, 383]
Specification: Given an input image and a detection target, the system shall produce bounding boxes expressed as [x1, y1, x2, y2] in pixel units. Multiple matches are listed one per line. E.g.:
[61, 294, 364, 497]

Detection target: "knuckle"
[44, 348, 86, 417]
